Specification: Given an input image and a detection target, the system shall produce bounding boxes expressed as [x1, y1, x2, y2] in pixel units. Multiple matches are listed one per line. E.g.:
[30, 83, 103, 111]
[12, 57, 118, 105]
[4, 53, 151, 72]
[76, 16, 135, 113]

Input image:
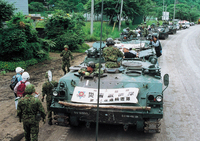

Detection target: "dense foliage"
[86, 0, 150, 24]
[44, 10, 85, 51]
[0, 0, 16, 27]
[152, 0, 200, 21]
[28, 0, 200, 22]
[29, 2, 46, 12]
[0, 13, 49, 62]
[84, 0, 200, 22]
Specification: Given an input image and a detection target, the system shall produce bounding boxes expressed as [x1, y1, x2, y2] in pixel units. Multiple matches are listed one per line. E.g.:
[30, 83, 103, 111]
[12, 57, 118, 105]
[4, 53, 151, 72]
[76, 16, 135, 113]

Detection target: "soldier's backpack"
[10, 75, 18, 90]
[17, 81, 27, 97]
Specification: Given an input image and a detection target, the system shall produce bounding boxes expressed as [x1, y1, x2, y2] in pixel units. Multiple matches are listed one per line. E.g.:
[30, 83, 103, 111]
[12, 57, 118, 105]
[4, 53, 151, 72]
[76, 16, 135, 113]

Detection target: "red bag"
[17, 81, 26, 97]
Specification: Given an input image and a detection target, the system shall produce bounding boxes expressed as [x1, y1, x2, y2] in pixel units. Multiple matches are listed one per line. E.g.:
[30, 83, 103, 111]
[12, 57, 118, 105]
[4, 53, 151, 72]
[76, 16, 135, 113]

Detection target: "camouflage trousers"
[23, 122, 39, 141]
[47, 100, 52, 122]
[105, 62, 120, 68]
[62, 61, 70, 74]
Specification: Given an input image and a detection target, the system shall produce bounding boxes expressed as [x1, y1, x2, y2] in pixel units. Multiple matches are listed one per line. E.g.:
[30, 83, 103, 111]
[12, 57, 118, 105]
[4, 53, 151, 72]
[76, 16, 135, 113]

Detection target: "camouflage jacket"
[42, 81, 58, 102]
[103, 46, 123, 62]
[60, 50, 73, 61]
[17, 95, 46, 123]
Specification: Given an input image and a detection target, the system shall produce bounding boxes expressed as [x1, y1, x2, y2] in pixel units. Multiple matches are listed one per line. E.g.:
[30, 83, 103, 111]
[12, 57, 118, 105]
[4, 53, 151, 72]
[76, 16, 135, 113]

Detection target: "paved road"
[36, 25, 200, 141]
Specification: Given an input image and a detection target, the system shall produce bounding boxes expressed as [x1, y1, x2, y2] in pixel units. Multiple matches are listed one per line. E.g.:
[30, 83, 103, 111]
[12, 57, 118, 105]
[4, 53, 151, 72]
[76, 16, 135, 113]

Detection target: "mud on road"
[0, 52, 87, 141]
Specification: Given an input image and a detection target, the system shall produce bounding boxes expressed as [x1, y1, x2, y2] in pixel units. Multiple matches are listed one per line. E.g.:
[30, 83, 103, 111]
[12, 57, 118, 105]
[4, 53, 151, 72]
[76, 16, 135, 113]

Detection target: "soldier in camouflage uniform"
[103, 38, 123, 68]
[17, 84, 46, 141]
[127, 30, 137, 39]
[42, 72, 58, 125]
[60, 45, 73, 75]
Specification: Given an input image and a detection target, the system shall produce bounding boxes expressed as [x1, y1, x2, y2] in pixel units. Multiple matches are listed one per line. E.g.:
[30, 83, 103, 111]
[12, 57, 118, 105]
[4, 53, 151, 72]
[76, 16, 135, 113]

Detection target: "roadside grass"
[74, 43, 90, 53]
[83, 21, 140, 41]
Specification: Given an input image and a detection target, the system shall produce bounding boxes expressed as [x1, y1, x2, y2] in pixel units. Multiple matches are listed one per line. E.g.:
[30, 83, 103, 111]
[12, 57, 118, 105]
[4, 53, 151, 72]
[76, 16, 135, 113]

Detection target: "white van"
[185, 22, 190, 28]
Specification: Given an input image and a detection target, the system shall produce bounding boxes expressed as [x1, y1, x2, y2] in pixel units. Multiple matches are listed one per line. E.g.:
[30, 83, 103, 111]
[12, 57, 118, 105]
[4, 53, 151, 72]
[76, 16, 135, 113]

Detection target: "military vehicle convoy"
[168, 23, 177, 34]
[147, 23, 169, 40]
[50, 41, 169, 133]
[157, 24, 169, 39]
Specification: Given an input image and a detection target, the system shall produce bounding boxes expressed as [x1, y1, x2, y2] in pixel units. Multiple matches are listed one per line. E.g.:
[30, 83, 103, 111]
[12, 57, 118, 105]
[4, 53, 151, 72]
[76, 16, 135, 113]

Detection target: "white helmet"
[15, 67, 24, 73]
[22, 72, 30, 80]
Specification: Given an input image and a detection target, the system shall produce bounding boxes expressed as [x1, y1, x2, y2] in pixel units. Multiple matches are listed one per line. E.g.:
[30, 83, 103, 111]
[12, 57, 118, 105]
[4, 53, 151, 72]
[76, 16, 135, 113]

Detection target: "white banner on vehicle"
[71, 87, 139, 104]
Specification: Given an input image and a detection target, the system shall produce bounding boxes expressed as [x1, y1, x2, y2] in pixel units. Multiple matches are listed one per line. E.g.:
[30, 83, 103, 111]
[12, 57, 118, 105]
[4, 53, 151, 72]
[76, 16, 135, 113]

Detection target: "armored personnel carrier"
[167, 22, 177, 34]
[50, 42, 169, 133]
[156, 25, 169, 39]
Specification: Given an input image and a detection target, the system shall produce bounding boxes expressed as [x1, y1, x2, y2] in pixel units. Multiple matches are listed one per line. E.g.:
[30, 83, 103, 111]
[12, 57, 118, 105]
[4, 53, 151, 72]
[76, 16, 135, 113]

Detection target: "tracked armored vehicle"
[50, 42, 169, 133]
[167, 23, 177, 34]
[157, 25, 169, 39]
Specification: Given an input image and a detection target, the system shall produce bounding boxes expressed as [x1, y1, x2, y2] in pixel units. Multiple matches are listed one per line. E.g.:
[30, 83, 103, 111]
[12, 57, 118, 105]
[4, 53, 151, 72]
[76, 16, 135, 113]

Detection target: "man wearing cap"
[17, 84, 46, 141]
[42, 72, 58, 125]
[60, 45, 73, 75]
[150, 35, 162, 58]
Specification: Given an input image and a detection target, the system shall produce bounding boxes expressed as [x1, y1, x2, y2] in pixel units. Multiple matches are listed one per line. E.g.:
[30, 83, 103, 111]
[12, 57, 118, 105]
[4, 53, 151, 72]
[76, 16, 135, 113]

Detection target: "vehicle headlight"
[156, 95, 162, 102]
[53, 91, 58, 96]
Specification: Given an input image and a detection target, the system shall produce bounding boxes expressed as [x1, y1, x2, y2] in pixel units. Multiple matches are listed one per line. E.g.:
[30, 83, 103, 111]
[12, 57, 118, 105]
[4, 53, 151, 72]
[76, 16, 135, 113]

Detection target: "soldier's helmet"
[25, 84, 35, 94]
[106, 38, 115, 46]
[88, 61, 95, 68]
[64, 45, 69, 48]
[126, 27, 130, 30]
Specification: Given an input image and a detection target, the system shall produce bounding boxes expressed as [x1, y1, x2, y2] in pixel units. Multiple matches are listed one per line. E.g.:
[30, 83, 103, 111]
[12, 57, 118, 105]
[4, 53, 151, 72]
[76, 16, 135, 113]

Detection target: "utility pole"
[165, 5, 167, 21]
[91, 0, 94, 35]
[173, 0, 176, 20]
[119, 0, 123, 31]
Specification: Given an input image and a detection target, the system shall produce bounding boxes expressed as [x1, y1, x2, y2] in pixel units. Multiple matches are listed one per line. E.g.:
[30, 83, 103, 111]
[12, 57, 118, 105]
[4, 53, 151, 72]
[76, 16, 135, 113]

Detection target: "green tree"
[0, 0, 16, 27]
[142, 0, 157, 22]
[44, 10, 85, 51]
[29, 2, 46, 12]
[28, 0, 45, 4]
[87, 0, 149, 25]
[54, 0, 85, 13]
[0, 12, 49, 61]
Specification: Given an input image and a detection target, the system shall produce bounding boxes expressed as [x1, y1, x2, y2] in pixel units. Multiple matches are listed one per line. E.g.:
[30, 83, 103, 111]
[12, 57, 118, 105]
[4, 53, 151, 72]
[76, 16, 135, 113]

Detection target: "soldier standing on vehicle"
[103, 38, 123, 68]
[60, 45, 73, 75]
[17, 84, 46, 141]
[42, 72, 58, 125]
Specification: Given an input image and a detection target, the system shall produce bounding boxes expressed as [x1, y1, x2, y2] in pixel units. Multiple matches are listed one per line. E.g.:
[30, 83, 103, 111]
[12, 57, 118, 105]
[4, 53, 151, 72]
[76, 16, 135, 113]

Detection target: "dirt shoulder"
[0, 52, 86, 141]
